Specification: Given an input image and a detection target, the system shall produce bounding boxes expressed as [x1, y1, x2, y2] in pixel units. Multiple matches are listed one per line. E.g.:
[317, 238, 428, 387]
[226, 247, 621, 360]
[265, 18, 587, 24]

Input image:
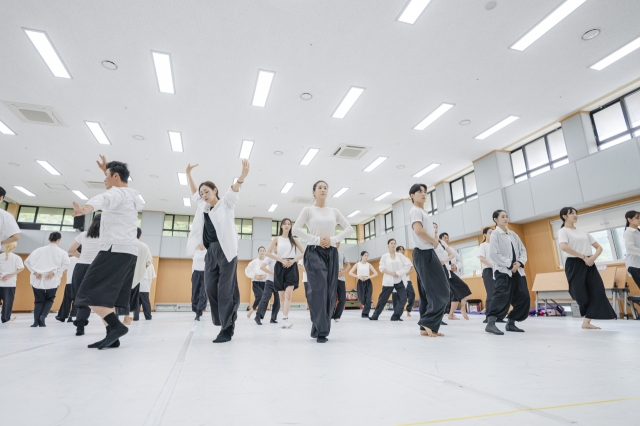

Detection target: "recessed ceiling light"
[374, 192, 393, 201]
[0, 119, 16, 135]
[128, 176, 133, 182]
[152, 51, 175, 94]
[459, 119, 471, 126]
[14, 186, 36, 197]
[333, 187, 349, 198]
[347, 210, 361, 218]
[183, 197, 191, 207]
[363, 156, 388, 172]
[268, 204, 278, 212]
[581, 29, 600, 41]
[590, 35, 640, 70]
[177, 172, 188, 185]
[413, 162, 441, 177]
[138, 194, 146, 203]
[101, 60, 117, 70]
[36, 160, 61, 175]
[85, 121, 111, 145]
[252, 70, 275, 107]
[332, 86, 365, 118]
[281, 182, 295, 193]
[150, 175, 159, 178]
[413, 103, 455, 130]
[239, 140, 254, 159]
[475, 116, 519, 140]
[23, 28, 71, 78]
[510, 0, 587, 51]
[72, 190, 88, 200]
[300, 93, 312, 100]
[397, 0, 433, 25]
[133, 135, 145, 140]
[274, 151, 283, 156]
[300, 148, 320, 165]
[168, 131, 183, 152]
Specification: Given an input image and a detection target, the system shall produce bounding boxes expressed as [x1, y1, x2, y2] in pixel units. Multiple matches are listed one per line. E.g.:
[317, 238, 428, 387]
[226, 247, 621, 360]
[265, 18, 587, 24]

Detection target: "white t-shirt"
[140, 263, 156, 292]
[261, 257, 276, 282]
[435, 241, 451, 278]
[0, 252, 24, 288]
[409, 206, 435, 250]
[292, 206, 354, 246]
[65, 257, 78, 284]
[356, 262, 371, 279]
[75, 231, 101, 264]
[24, 244, 71, 289]
[0, 209, 21, 247]
[624, 227, 640, 269]
[558, 227, 595, 258]
[192, 249, 206, 271]
[478, 242, 492, 270]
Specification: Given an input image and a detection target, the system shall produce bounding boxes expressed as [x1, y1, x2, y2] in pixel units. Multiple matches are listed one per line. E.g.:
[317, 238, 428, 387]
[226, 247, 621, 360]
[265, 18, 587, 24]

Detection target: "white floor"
[1, 310, 639, 426]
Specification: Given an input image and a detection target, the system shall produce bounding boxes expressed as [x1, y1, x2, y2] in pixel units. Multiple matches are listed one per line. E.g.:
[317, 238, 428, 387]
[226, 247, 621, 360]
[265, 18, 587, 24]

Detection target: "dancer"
[293, 181, 354, 343]
[55, 253, 78, 322]
[0, 186, 21, 247]
[137, 262, 155, 320]
[122, 228, 152, 324]
[485, 210, 530, 335]
[191, 244, 207, 320]
[73, 155, 144, 349]
[0, 242, 23, 323]
[266, 219, 304, 329]
[370, 238, 411, 321]
[439, 230, 472, 320]
[24, 232, 70, 327]
[478, 227, 498, 323]
[254, 255, 280, 325]
[185, 160, 249, 343]
[624, 210, 640, 292]
[408, 184, 450, 337]
[392, 246, 415, 317]
[348, 251, 378, 318]
[332, 242, 350, 322]
[245, 246, 268, 319]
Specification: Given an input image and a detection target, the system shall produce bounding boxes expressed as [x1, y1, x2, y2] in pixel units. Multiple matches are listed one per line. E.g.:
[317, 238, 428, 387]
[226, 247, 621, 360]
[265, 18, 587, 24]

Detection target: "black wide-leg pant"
[71, 263, 92, 326]
[392, 281, 416, 313]
[204, 242, 240, 335]
[357, 279, 373, 317]
[449, 273, 472, 302]
[251, 281, 265, 310]
[129, 283, 141, 314]
[32, 287, 59, 322]
[256, 280, 280, 321]
[628, 267, 640, 290]
[413, 248, 450, 333]
[138, 292, 152, 319]
[304, 245, 339, 339]
[332, 280, 346, 319]
[486, 271, 530, 322]
[481, 268, 495, 316]
[565, 258, 616, 320]
[191, 270, 207, 313]
[56, 285, 74, 320]
[0, 287, 16, 323]
[371, 283, 407, 320]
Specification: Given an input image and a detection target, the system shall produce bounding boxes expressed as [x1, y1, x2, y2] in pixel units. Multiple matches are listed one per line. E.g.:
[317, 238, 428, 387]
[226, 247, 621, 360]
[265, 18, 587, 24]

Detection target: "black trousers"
[371, 283, 407, 320]
[416, 275, 427, 317]
[357, 279, 373, 316]
[191, 270, 207, 313]
[56, 285, 74, 320]
[629, 267, 640, 290]
[486, 271, 530, 322]
[138, 292, 152, 320]
[71, 263, 91, 321]
[565, 258, 616, 320]
[392, 281, 416, 313]
[204, 242, 240, 334]
[413, 248, 450, 333]
[481, 268, 495, 316]
[449, 273, 472, 302]
[256, 280, 281, 321]
[32, 287, 59, 322]
[129, 283, 141, 314]
[251, 281, 265, 310]
[304, 245, 339, 339]
[0, 287, 16, 323]
[332, 280, 346, 319]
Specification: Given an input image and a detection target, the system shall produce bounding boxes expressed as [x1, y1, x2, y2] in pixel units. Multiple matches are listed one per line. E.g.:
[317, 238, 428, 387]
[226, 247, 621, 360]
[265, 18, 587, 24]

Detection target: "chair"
[627, 297, 640, 320]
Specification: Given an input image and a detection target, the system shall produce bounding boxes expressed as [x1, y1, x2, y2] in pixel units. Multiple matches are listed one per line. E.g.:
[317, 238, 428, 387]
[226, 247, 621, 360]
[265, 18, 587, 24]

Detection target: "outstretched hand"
[96, 155, 107, 174]
[186, 164, 198, 174]
[72, 201, 84, 217]
[239, 159, 250, 180]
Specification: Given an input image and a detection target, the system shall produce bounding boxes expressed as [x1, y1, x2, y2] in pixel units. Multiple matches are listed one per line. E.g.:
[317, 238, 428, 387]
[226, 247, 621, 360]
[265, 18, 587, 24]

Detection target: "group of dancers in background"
[1, 155, 639, 346]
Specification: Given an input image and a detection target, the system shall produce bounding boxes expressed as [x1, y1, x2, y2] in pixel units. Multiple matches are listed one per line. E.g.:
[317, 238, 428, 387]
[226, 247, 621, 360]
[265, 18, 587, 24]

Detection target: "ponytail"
[482, 227, 492, 242]
[625, 210, 639, 230]
[559, 207, 577, 229]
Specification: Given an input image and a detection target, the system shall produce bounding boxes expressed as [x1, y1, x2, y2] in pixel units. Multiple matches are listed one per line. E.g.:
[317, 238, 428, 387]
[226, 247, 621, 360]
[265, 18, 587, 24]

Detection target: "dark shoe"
[441, 321, 448, 326]
[133, 317, 139, 321]
[213, 328, 232, 343]
[75, 322, 85, 336]
[497, 319, 506, 323]
[485, 316, 504, 335]
[505, 320, 524, 332]
[30, 322, 39, 327]
[39, 317, 46, 327]
[369, 317, 378, 321]
[482, 318, 488, 324]
[270, 319, 278, 324]
[88, 328, 121, 348]
[67, 317, 74, 323]
[317, 336, 328, 343]
[361, 315, 368, 318]
[195, 311, 202, 321]
[145, 317, 152, 320]
[55, 316, 65, 323]
[391, 318, 403, 321]
[255, 316, 262, 325]
[96, 314, 128, 349]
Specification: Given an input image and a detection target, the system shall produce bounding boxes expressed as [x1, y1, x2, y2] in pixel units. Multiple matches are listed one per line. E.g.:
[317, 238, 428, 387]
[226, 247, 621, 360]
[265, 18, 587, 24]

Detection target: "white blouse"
[478, 242, 492, 270]
[260, 257, 276, 282]
[624, 227, 640, 269]
[139, 263, 156, 292]
[75, 231, 101, 264]
[409, 206, 435, 250]
[0, 252, 24, 288]
[0, 209, 20, 246]
[245, 258, 267, 282]
[133, 240, 153, 286]
[24, 244, 71, 289]
[65, 257, 78, 284]
[292, 206, 354, 247]
[558, 227, 596, 258]
[379, 253, 411, 287]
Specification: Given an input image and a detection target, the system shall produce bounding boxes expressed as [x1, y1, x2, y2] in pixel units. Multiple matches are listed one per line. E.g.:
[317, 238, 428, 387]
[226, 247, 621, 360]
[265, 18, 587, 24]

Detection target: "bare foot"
[407, 312, 411, 317]
[448, 315, 460, 320]
[436, 332, 445, 336]
[420, 327, 438, 337]
[462, 313, 469, 320]
[247, 309, 254, 319]
[9, 316, 17, 322]
[582, 323, 601, 329]
[123, 316, 132, 325]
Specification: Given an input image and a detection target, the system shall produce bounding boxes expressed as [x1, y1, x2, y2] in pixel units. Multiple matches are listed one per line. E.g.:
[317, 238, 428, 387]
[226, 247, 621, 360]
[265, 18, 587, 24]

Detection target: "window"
[384, 211, 393, 232]
[363, 219, 376, 241]
[591, 87, 640, 150]
[272, 220, 282, 237]
[17, 206, 76, 232]
[426, 190, 437, 216]
[510, 128, 568, 183]
[0, 200, 7, 211]
[137, 212, 142, 228]
[450, 171, 478, 207]
[163, 214, 193, 237]
[451, 241, 481, 277]
[235, 218, 253, 240]
[337, 225, 358, 245]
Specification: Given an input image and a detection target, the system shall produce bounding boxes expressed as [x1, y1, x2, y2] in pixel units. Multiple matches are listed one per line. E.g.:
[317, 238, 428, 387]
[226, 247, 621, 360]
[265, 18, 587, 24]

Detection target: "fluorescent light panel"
[128, 176, 133, 182]
[300, 148, 320, 165]
[0, 120, 16, 135]
[414, 103, 454, 130]
[413, 163, 441, 177]
[590, 35, 640, 70]
[183, 197, 191, 207]
[85, 121, 110, 145]
[177, 173, 188, 185]
[397, 0, 433, 25]
[72, 190, 88, 200]
[510, 0, 586, 51]
[23, 29, 71, 78]
[169, 131, 183, 152]
[333, 187, 349, 198]
[332, 86, 365, 118]
[138, 195, 146, 203]
[475, 116, 519, 140]
[36, 160, 61, 175]
[152, 51, 175, 94]
[347, 210, 361, 218]
[374, 192, 393, 201]
[268, 204, 278, 212]
[252, 70, 275, 107]
[239, 140, 254, 159]
[281, 182, 294, 193]
[363, 156, 388, 172]
[14, 186, 36, 197]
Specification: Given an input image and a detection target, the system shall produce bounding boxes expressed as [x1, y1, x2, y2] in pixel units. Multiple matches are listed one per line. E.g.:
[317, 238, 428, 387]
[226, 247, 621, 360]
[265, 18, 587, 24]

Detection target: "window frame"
[235, 218, 253, 240]
[384, 211, 394, 233]
[590, 87, 640, 150]
[450, 171, 478, 207]
[450, 240, 481, 278]
[426, 190, 438, 216]
[0, 200, 7, 211]
[510, 128, 568, 182]
[363, 219, 376, 241]
[16, 205, 76, 232]
[162, 214, 194, 237]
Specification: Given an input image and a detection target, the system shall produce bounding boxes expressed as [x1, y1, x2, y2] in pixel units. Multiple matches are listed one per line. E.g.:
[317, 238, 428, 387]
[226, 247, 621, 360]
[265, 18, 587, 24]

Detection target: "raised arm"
[231, 159, 250, 193]
[186, 164, 199, 195]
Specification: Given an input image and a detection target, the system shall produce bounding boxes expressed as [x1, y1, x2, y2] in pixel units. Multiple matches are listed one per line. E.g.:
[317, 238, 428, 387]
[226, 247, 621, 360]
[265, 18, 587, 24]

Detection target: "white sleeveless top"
[277, 236, 297, 258]
[356, 262, 371, 278]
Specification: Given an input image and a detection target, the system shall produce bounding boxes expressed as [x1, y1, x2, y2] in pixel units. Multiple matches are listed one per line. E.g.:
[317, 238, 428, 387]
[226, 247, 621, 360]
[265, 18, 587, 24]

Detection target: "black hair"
[482, 226, 493, 242]
[0, 186, 5, 198]
[279, 218, 297, 253]
[409, 183, 427, 203]
[199, 181, 220, 200]
[77, 245, 82, 253]
[439, 232, 448, 239]
[258, 246, 265, 252]
[396, 246, 405, 252]
[105, 161, 130, 183]
[360, 251, 368, 259]
[48, 232, 61, 242]
[87, 214, 101, 239]
[137, 227, 142, 239]
[492, 210, 506, 225]
[387, 238, 396, 245]
[625, 210, 640, 230]
[312, 181, 328, 199]
[559, 207, 577, 228]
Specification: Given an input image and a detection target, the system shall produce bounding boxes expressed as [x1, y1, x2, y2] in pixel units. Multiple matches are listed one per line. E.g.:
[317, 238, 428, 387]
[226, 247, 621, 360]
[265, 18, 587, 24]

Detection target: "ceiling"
[1, 0, 640, 223]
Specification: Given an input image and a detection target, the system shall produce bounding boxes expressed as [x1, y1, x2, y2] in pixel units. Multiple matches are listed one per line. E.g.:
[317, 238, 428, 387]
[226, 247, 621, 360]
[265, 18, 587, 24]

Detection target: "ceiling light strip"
[474, 116, 519, 140]
[374, 192, 393, 201]
[590, 35, 640, 70]
[85, 121, 111, 145]
[23, 28, 71, 78]
[268, 204, 278, 212]
[347, 210, 361, 218]
[333, 187, 349, 198]
[300, 148, 320, 165]
[363, 156, 388, 172]
[169, 131, 183, 152]
[177, 173, 188, 185]
[413, 163, 441, 177]
[36, 160, 61, 175]
[332, 86, 365, 118]
[152, 51, 175, 94]
[252, 70, 275, 107]
[397, 0, 433, 25]
[414, 103, 454, 130]
[281, 182, 295, 193]
[239, 140, 254, 159]
[183, 197, 191, 207]
[72, 190, 88, 200]
[0, 120, 16, 135]
[14, 186, 36, 197]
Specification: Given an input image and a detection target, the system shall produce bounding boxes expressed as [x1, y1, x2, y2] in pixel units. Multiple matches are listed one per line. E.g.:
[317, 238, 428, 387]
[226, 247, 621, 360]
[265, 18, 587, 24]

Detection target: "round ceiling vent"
[582, 29, 601, 41]
[133, 135, 145, 140]
[485, 1, 497, 10]
[101, 60, 118, 70]
[396, 165, 405, 169]
[300, 93, 312, 100]
[460, 119, 471, 126]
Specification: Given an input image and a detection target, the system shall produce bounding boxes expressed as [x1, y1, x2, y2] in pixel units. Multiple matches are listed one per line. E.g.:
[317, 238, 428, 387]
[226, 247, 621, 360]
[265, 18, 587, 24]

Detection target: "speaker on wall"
[73, 216, 85, 231]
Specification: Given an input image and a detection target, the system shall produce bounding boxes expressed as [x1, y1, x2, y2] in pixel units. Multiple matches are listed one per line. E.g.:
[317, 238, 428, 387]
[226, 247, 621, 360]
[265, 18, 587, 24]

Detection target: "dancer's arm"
[186, 164, 199, 195]
[230, 159, 250, 193]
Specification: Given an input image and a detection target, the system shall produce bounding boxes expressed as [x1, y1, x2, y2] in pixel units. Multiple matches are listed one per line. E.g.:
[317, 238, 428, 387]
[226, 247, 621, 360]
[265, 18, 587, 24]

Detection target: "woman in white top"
[370, 239, 412, 321]
[255, 255, 280, 324]
[293, 181, 354, 343]
[0, 242, 24, 323]
[266, 219, 305, 329]
[185, 160, 249, 343]
[191, 244, 207, 321]
[624, 210, 640, 292]
[244, 246, 268, 319]
[393, 246, 416, 317]
[478, 227, 498, 324]
[558, 207, 616, 329]
[138, 263, 156, 320]
[438, 228, 472, 321]
[24, 232, 70, 327]
[348, 251, 378, 318]
[55, 254, 78, 323]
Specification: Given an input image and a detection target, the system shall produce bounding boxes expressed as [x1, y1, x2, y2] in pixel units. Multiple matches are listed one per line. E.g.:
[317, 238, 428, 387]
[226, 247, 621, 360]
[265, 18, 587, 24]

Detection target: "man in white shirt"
[24, 232, 70, 327]
[121, 228, 152, 323]
[0, 187, 21, 248]
[0, 241, 24, 323]
[73, 156, 144, 349]
[332, 242, 350, 322]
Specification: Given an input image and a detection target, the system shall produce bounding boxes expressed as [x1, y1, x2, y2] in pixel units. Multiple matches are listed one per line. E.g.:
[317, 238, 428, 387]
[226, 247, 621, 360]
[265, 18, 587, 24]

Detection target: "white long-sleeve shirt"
[65, 257, 78, 285]
[139, 263, 156, 292]
[245, 258, 267, 282]
[435, 241, 452, 278]
[24, 244, 70, 289]
[292, 206, 354, 247]
[0, 209, 21, 246]
[624, 227, 640, 269]
[132, 240, 152, 286]
[379, 252, 412, 287]
[0, 252, 24, 288]
[192, 248, 206, 272]
[260, 257, 276, 281]
[489, 227, 527, 278]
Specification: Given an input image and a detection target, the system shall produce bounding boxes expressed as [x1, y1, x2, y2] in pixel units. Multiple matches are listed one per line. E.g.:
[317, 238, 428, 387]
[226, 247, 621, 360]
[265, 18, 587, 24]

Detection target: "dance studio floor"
[1, 310, 639, 426]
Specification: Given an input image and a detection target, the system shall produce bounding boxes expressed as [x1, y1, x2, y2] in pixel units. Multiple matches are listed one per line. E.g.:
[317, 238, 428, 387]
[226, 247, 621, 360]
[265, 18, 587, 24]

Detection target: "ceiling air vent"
[3, 101, 67, 127]
[84, 181, 106, 189]
[291, 197, 315, 204]
[332, 144, 370, 160]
